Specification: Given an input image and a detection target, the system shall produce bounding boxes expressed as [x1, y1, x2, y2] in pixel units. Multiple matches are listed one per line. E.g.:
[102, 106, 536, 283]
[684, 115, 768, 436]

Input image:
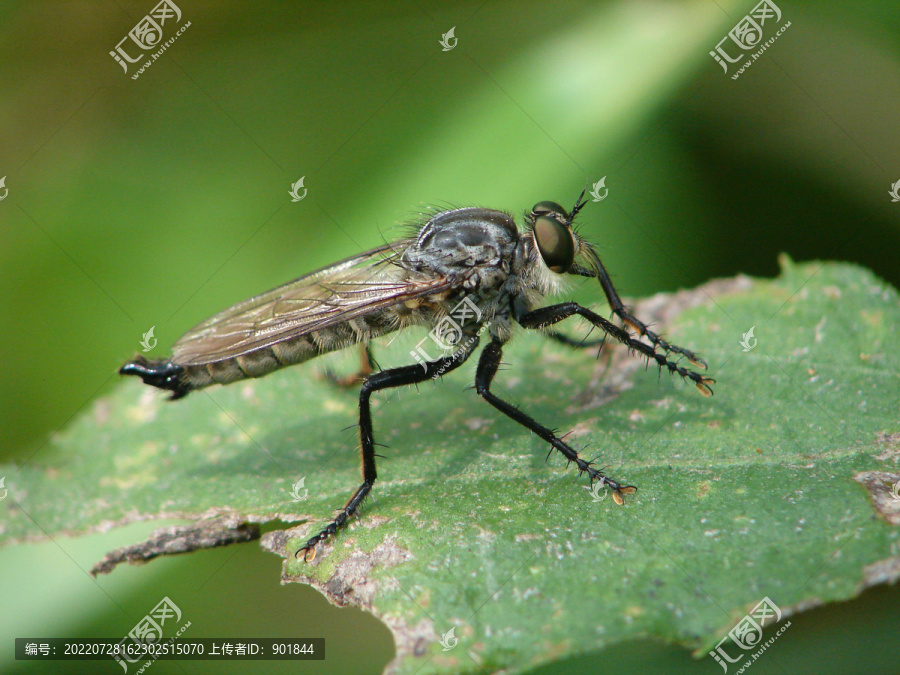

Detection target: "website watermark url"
[709, 596, 790, 673]
[109, 0, 191, 80]
[710, 0, 791, 79]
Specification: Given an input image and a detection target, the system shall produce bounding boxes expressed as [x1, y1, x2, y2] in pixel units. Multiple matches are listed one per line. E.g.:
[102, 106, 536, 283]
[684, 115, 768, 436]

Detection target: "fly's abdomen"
[181, 330, 327, 388]
[122, 302, 408, 397]
[171, 312, 399, 394]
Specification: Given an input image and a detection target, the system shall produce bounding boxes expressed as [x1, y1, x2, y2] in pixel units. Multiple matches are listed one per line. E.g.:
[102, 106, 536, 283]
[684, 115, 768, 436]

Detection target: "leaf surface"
[2, 259, 899, 674]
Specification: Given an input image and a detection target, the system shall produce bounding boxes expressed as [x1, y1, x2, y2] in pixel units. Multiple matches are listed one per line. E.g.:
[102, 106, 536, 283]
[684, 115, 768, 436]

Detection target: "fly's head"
[528, 200, 578, 273]
[522, 189, 595, 294]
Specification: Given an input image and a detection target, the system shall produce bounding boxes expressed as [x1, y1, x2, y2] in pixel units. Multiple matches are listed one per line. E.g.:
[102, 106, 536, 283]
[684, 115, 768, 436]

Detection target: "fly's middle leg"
[474, 337, 637, 504]
[546, 331, 608, 351]
[518, 302, 715, 397]
[297, 332, 481, 561]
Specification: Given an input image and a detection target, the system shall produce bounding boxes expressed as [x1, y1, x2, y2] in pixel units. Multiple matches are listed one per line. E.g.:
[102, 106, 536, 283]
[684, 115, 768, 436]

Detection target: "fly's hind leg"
[297, 332, 481, 561]
[320, 343, 378, 388]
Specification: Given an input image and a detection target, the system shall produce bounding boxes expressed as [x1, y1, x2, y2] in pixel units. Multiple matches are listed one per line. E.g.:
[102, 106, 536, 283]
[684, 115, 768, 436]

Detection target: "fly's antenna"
[568, 183, 589, 225]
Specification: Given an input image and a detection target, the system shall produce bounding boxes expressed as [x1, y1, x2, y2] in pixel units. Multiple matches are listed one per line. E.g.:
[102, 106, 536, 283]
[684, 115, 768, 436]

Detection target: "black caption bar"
[16, 638, 324, 660]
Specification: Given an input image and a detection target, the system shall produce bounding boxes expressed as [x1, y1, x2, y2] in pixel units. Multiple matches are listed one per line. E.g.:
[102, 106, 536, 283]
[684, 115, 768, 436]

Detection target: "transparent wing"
[171, 241, 457, 365]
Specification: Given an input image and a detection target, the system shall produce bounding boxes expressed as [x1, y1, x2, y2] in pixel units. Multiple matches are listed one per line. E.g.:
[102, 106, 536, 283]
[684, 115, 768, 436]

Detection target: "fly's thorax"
[401, 207, 519, 290]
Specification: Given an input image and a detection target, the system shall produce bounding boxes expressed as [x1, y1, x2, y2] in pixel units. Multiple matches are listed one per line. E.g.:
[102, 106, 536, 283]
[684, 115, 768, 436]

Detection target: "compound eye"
[531, 201, 568, 220]
[533, 215, 575, 273]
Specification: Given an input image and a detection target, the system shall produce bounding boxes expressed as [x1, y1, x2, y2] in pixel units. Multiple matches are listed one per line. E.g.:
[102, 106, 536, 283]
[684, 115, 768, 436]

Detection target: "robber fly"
[121, 189, 714, 560]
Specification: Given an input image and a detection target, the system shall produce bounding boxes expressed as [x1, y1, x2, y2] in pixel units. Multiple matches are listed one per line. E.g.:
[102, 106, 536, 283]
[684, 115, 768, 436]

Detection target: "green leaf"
[2, 258, 899, 674]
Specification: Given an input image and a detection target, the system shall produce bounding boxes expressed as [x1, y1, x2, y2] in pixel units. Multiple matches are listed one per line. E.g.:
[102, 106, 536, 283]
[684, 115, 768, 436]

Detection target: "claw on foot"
[295, 545, 317, 563]
[695, 377, 716, 397]
[689, 356, 709, 370]
[611, 485, 637, 505]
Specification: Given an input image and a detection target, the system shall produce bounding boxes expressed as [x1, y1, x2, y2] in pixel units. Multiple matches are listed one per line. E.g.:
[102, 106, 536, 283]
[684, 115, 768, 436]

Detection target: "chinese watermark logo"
[410, 296, 485, 375]
[289, 477, 309, 502]
[289, 176, 307, 202]
[709, 597, 790, 673]
[739, 326, 757, 352]
[585, 481, 607, 502]
[710, 1, 790, 79]
[889, 180, 900, 203]
[891, 479, 900, 502]
[110, 1, 188, 77]
[0, 176, 8, 201]
[113, 596, 190, 673]
[440, 27, 457, 51]
[0, 477, 7, 502]
[589, 176, 608, 202]
[438, 626, 458, 651]
[140, 326, 157, 352]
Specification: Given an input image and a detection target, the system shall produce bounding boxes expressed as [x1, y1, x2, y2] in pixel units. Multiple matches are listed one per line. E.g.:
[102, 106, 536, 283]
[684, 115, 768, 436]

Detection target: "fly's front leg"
[297, 332, 480, 561]
[475, 338, 636, 503]
[614, 307, 707, 369]
[519, 303, 714, 396]
[592, 264, 707, 368]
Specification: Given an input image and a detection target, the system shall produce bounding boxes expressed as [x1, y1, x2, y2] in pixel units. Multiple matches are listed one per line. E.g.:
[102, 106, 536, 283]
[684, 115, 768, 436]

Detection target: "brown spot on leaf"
[863, 556, 900, 586]
[265, 531, 436, 674]
[853, 471, 900, 524]
[821, 285, 842, 300]
[874, 432, 900, 462]
[270, 532, 413, 609]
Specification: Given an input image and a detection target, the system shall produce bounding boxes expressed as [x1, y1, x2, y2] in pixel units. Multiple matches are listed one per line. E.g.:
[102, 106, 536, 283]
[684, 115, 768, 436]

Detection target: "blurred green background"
[2, 1, 899, 673]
